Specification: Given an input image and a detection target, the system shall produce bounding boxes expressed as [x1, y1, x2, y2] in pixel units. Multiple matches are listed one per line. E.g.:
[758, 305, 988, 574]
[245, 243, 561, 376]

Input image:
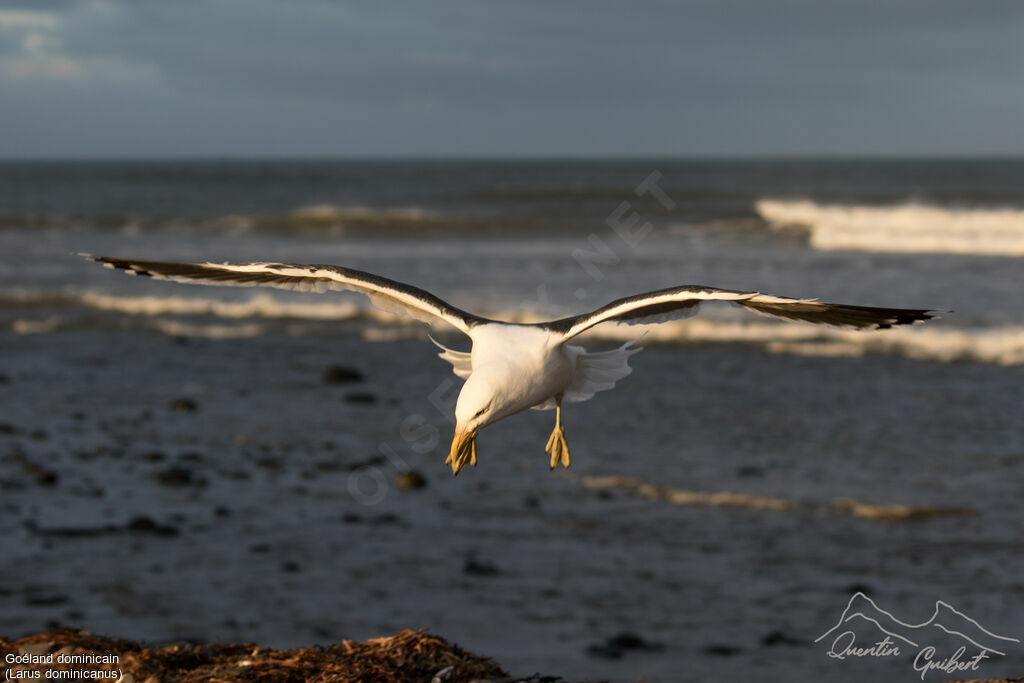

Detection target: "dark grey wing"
[541, 285, 935, 341]
[84, 255, 486, 334]
[737, 296, 935, 329]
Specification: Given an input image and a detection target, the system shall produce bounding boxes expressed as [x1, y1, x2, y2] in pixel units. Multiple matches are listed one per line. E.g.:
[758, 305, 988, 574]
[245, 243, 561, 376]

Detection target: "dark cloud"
[1, 0, 1022, 157]
[0, 0, 76, 9]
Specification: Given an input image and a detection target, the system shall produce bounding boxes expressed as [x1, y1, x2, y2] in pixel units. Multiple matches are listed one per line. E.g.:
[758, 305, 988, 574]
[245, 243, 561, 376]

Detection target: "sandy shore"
[1, 328, 1021, 682]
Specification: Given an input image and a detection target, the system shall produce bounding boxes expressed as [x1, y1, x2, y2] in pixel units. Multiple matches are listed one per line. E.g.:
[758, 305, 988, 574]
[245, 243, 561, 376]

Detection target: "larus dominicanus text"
[84, 255, 937, 474]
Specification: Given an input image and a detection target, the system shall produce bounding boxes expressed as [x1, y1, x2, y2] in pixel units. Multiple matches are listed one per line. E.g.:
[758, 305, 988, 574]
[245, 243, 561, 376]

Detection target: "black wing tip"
[82, 254, 166, 278]
[80, 253, 126, 269]
[873, 308, 946, 330]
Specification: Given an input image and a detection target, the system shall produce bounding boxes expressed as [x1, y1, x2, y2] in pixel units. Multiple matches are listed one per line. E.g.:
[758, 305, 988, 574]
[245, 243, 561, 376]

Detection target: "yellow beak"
[446, 427, 478, 475]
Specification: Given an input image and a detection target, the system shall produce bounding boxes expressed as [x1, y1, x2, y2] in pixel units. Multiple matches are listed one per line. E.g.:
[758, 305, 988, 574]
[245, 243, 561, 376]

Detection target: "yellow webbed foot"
[545, 425, 571, 470]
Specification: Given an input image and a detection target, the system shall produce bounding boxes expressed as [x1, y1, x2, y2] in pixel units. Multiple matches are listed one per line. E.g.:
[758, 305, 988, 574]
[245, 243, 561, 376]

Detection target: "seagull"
[84, 255, 937, 475]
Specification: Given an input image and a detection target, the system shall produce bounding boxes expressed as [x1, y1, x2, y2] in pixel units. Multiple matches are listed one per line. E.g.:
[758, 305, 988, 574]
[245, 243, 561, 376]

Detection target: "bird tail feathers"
[531, 336, 644, 410]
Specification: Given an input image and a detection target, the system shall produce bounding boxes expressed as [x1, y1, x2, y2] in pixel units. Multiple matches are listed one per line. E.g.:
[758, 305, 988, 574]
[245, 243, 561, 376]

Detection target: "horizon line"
[2, 152, 1024, 164]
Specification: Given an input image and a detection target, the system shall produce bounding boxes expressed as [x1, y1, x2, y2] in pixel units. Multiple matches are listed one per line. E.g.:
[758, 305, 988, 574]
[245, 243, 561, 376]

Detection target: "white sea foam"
[18, 290, 1023, 365]
[76, 291, 367, 321]
[146, 319, 267, 339]
[12, 316, 63, 334]
[194, 204, 461, 235]
[585, 318, 1024, 366]
[289, 204, 442, 223]
[354, 304, 1024, 366]
[756, 199, 1024, 256]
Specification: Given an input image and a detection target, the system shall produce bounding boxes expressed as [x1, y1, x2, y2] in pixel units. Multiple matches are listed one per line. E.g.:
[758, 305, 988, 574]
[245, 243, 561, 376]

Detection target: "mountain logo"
[815, 592, 1019, 679]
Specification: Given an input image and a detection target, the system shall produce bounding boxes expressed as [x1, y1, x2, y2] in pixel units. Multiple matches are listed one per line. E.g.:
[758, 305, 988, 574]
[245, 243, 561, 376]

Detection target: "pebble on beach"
[395, 470, 428, 490]
[323, 365, 364, 384]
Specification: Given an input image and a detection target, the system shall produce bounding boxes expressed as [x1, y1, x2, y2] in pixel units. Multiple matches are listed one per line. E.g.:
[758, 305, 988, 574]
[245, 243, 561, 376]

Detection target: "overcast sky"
[1, 0, 1022, 158]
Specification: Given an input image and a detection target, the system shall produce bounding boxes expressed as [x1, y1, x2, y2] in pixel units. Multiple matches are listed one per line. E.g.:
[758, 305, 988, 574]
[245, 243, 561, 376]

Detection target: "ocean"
[1, 159, 1022, 682]
[2, 159, 1022, 361]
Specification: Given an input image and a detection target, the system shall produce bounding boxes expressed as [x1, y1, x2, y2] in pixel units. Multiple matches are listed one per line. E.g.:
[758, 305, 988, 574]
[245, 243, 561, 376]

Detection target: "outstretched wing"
[84, 255, 485, 335]
[541, 284, 936, 341]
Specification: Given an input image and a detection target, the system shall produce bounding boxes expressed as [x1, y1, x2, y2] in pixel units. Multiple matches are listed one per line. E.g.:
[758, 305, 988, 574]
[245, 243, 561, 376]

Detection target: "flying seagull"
[84, 255, 937, 475]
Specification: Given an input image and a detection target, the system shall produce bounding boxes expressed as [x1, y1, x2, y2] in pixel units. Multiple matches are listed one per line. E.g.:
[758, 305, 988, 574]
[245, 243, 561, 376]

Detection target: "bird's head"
[448, 372, 505, 475]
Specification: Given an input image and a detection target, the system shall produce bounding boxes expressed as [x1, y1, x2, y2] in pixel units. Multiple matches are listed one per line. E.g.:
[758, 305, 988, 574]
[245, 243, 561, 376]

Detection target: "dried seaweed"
[0, 628, 510, 683]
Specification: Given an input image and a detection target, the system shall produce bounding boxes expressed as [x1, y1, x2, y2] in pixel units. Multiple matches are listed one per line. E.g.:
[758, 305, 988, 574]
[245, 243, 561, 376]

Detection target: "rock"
[702, 644, 742, 657]
[24, 464, 59, 486]
[170, 398, 198, 413]
[344, 392, 377, 404]
[395, 470, 427, 490]
[607, 633, 649, 650]
[587, 632, 664, 659]
[126, 516, 179, 537]
[463, 556, 501, 577]
[154, 466, 203, 487]
[323, 366, 363, 384]
[761, 630, 804, 647]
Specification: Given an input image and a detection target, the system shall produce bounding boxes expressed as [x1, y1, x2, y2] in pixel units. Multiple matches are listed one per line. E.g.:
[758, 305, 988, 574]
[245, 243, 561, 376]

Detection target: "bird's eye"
[473, 408, 486, 419]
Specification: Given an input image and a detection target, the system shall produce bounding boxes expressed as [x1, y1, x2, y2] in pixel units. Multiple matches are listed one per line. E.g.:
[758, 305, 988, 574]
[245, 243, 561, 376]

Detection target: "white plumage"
[85, 255, 937, 474]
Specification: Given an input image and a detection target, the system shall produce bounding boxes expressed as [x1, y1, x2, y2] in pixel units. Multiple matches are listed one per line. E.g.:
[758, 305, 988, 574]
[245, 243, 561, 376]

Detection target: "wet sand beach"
[2, 327, 1021, 682]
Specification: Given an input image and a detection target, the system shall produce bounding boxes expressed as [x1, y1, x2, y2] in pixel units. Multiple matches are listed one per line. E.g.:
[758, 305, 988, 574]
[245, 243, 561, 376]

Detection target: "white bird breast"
[468, 324, 574, 410]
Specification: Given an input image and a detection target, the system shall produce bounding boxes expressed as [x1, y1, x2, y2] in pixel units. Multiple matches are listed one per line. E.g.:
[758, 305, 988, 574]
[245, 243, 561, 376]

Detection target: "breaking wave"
[0, 204, 482, 235]
[7, 290, 1023, 366]
[264, 204, 477, 232]
[74, 292, 366, 320]
[756, 199, 1024, 256]
[587, 318, 1024, 366]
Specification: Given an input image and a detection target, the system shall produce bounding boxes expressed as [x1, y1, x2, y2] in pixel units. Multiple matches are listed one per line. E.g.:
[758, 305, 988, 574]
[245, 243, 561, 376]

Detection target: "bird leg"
[545, 400, 571, 469]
